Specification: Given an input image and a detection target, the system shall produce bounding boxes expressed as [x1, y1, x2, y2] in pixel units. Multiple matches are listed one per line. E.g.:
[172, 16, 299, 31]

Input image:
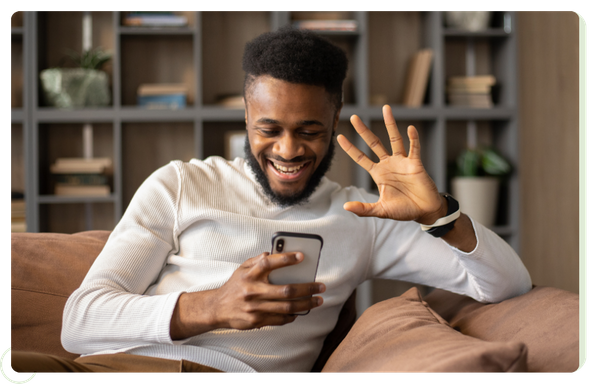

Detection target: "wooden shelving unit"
[11, 11, 520, 312]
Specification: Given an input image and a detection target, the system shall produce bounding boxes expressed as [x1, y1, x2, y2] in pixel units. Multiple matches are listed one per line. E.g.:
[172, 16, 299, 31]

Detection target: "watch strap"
[420, 194, 460, 237]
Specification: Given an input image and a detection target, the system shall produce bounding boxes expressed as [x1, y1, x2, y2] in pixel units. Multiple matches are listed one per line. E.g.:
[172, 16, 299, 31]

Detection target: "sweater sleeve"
[369, 215, 532, 303]
[61, 161, 185, 355]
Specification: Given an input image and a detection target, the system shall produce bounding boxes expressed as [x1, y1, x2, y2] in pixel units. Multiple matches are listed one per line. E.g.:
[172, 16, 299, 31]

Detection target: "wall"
[517, 12, 580, 293]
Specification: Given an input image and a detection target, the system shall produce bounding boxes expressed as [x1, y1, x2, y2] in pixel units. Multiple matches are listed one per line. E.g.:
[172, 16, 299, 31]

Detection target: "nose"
[273, 131, 305, 160]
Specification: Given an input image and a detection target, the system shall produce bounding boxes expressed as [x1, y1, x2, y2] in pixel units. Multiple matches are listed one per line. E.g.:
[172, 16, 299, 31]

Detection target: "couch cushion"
[322, 287, 528, 372]
[11, 230, 111, 359]
[425, 286, 579, 372]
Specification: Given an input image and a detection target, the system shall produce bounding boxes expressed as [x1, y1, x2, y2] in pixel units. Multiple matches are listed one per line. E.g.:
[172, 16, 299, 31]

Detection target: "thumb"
[343, 201, 382, 217]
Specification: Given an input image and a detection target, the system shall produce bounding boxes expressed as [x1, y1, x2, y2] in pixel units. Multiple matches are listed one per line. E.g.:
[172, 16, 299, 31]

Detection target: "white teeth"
[273, 162, 304, 173]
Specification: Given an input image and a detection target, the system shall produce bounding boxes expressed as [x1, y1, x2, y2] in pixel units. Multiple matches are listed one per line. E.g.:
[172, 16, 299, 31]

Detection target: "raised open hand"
[337, 105, 445, 225]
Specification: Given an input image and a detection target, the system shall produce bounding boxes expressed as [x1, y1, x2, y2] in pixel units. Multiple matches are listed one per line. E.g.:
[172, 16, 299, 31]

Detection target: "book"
[137, 94, 186, 109]
[137, 83, 187, 96]
[50, 158, 112, 196]
[293, 20, 358, 32]
[123, 12, 187, 27]
[53, 173, 109, 186]
[402, 49, 434, 107]
[50, 158, 112, 174]
[447, 75, 496, 86]
[448, 93, 493, 108]
[11, 198, 26, 232]
[137, 83, 187, 109]
[55, 184, 111, 197]
[447, 75, 496, 108]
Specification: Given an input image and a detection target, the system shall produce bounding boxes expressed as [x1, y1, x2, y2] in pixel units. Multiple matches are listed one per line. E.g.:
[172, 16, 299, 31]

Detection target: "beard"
[244, 134, 336, 208]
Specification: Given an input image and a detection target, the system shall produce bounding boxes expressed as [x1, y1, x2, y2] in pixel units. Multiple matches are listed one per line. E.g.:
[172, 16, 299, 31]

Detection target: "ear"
[333, 104, 343, 133]
[244, 99, 248, 125]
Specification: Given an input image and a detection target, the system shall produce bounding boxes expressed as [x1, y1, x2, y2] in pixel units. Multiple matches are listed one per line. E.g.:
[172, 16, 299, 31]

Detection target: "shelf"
[120, 106, 196, 122]
[343, 106, 516, 121]
[12, 108, 24, 123]
[119, 26, 195, 36]
[32, 106, 516, 125]
[444, 28, 511, 38]
[11, 27, 24, 35]
[36, 107, 116, 123]
[38, 194, 118, 204]
[198, 106, 246, 122]
[443, 106, 516, 120]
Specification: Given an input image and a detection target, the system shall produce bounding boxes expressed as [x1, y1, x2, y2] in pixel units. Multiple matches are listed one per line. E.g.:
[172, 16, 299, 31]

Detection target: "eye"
[256, 128, 279, 137]
[298, 130, 327, 139]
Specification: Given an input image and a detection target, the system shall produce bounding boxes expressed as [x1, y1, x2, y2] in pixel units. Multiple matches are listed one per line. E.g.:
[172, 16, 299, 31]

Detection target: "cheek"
[312, 139, 331, 162]
[248, 136, 269, 158]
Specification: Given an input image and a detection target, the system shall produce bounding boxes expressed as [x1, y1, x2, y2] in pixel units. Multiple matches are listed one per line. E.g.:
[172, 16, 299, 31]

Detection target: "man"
[14, 27, 531, 373]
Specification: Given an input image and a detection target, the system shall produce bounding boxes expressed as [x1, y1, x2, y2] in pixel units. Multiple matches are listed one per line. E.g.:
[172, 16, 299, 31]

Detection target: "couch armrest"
[11, 231, 111, 359]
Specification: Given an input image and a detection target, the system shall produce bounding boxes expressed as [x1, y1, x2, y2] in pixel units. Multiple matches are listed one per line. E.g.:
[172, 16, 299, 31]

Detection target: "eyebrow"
[255, 118, 325, 127]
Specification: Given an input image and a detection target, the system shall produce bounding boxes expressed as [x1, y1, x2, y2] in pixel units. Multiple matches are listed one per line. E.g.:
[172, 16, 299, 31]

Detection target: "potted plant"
[450, 146, 511, 227]
[40, 47, 111, 108]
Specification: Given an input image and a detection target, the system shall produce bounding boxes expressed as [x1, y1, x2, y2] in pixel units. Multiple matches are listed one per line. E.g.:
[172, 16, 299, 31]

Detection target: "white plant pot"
[451, 177, 500, 227]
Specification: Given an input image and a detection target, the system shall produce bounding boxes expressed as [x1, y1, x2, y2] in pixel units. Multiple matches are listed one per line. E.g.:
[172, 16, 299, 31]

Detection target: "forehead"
[245, 76, 335, 122]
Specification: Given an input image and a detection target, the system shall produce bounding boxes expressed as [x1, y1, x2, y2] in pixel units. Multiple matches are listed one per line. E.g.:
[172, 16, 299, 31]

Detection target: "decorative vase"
[445, 12, 491, 32]
[451, 176, 499, 227]
[40, 68, 111, 108]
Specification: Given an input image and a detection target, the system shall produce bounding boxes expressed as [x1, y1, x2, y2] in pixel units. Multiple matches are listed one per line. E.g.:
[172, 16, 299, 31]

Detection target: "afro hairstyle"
[242, 26, 348, 110]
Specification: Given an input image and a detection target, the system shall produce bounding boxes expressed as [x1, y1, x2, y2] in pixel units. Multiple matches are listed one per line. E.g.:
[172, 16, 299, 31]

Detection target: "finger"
[407, 125, 421, 160]
[337, 134, 375, 172]
[256, 296, 324, 315]
[266, 281, 326, 300]
[350, 114, 390, 160]
[245, 252, 302, 278]
[343, 201, 385, 218]
[382, 105, 406, 157]
[251, 281, 325, 302]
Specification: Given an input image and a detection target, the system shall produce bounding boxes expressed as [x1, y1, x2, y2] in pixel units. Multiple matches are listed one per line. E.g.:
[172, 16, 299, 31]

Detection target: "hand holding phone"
[268, 232, 323, 315]
[171, 248, 325, 339]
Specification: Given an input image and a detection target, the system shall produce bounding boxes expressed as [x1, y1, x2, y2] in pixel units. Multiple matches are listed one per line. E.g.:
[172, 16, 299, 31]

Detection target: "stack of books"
[50, 158, 112, 196]
[137, 83, 187, 110]
[123, 12, 188, 27]
[293, 19, 358, 32]
[11, 194, 26, 232]
[402, 49, 434, 107]
[447, 75, 496, 108]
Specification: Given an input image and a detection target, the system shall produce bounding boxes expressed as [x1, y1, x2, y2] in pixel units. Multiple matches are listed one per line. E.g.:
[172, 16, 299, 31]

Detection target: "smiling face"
[244, 75, 341, 206]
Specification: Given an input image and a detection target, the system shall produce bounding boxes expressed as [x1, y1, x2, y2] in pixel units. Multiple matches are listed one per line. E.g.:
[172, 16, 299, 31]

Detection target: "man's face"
[245, 75, 340, 206]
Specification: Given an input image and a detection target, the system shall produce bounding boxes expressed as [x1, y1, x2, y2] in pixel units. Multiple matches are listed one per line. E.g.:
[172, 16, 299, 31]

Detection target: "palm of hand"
[337, 105, 443, 223]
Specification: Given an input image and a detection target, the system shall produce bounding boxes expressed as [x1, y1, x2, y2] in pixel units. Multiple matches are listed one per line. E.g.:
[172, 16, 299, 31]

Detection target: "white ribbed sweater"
[61, 157, 532, 372]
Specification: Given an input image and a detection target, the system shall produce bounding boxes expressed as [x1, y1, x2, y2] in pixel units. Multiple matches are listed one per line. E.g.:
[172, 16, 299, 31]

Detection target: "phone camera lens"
[276, 239, 284, 252]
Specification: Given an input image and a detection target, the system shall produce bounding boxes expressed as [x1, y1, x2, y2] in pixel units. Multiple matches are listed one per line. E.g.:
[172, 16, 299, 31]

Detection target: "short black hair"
[242, 26, 348, 110]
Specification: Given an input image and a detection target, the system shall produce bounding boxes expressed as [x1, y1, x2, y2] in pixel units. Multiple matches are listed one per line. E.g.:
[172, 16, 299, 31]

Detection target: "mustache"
[266, 155, 312, 163]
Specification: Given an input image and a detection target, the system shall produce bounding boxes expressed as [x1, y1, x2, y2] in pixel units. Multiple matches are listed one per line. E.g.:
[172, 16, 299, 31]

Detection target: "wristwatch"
[420, 194, 461, 238]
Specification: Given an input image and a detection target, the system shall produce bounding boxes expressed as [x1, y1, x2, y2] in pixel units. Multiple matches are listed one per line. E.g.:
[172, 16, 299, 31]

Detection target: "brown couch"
[11, 231, 580, 372]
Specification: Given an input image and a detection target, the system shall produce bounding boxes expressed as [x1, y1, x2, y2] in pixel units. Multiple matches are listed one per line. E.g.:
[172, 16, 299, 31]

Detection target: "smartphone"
[268, 232, 323, 286]
[269, 232, 323, 315]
